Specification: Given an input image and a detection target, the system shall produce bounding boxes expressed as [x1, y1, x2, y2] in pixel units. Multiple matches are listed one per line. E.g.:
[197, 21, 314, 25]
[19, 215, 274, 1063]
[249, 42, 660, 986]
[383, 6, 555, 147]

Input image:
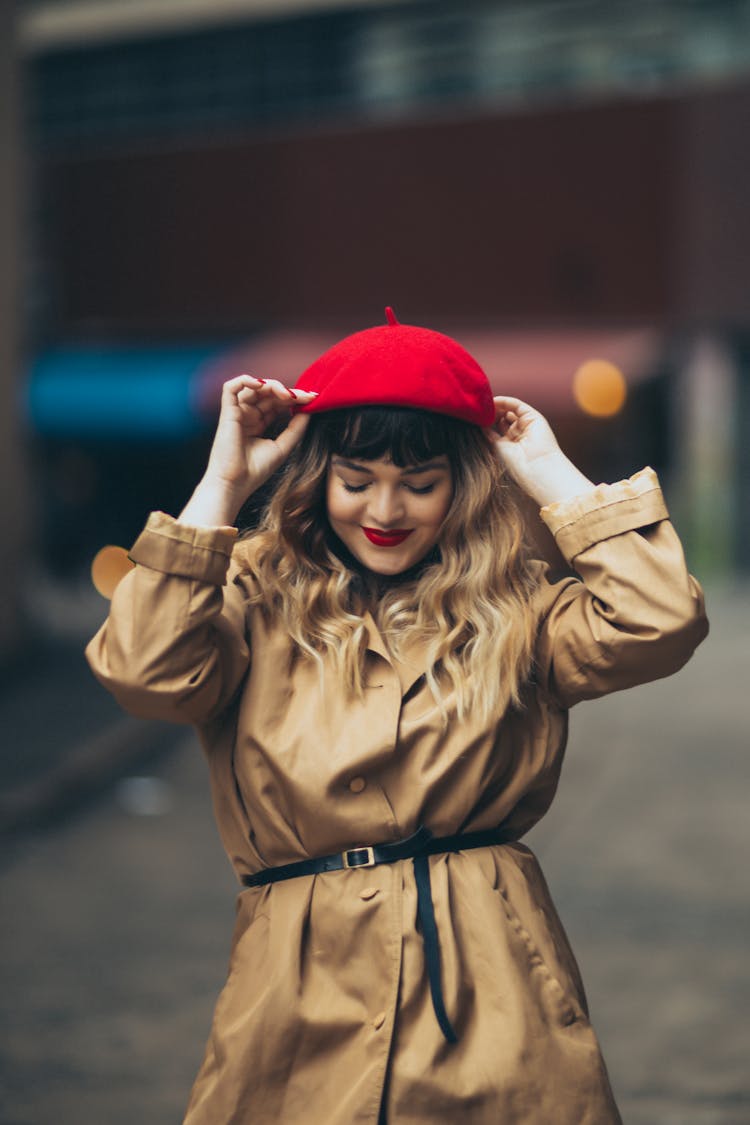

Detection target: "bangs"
[311, 406, 471, 467]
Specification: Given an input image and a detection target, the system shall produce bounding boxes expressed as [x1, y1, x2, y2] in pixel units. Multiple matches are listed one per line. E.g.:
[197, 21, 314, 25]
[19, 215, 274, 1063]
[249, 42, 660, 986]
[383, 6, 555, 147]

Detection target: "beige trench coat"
[86, 467, 708, 1124]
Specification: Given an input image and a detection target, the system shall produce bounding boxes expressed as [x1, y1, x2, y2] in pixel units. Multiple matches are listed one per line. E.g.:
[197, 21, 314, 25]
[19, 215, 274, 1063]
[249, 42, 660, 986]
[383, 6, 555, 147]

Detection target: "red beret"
[293, 308, 495, 426]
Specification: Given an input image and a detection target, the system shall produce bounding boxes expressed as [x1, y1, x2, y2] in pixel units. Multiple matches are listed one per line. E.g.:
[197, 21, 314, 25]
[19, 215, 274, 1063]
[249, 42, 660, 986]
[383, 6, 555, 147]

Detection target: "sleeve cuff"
[128, 511, 239, 585]
[539, 467, 669, 562]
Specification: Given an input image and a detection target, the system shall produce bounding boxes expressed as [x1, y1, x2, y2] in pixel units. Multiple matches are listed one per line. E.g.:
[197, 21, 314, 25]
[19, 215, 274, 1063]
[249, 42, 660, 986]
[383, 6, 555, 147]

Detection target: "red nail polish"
[288, 388, 298, 399]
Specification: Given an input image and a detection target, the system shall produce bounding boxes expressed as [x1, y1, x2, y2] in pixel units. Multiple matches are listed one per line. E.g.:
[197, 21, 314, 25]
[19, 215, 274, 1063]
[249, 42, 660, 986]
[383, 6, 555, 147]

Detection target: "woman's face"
[326, 454, 453, 576]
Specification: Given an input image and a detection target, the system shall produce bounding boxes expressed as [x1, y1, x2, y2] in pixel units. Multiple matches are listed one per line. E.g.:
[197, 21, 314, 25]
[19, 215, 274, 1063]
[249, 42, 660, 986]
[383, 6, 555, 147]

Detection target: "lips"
[362, 527, 414, 548]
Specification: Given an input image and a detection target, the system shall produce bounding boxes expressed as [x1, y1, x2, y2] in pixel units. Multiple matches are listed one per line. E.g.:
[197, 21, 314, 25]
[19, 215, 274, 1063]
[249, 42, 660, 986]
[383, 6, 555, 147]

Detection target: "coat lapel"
[362, 611, 431, 698]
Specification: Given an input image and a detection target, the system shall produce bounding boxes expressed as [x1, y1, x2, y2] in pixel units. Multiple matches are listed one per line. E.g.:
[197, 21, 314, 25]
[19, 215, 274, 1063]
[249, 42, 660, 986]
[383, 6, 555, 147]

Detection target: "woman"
[86, 310, 708, 1124]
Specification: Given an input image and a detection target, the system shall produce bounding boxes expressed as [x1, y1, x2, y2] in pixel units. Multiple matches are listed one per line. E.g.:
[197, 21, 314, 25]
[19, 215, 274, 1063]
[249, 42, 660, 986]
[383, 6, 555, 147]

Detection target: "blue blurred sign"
[26, 345, 225, 438]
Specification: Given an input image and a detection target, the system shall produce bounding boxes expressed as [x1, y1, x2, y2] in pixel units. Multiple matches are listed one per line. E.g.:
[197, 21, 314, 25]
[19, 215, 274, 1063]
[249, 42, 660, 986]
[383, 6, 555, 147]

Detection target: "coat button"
[348, 776, 366, 793]
[372, 1011, 386, 1030]
[360, 886, 379, 900]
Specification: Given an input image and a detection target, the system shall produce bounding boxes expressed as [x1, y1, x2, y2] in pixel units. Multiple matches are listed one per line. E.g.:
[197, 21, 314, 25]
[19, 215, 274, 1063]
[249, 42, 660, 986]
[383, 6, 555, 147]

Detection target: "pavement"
[0, 569, 185, 835]
[0, 581, 748, 1124]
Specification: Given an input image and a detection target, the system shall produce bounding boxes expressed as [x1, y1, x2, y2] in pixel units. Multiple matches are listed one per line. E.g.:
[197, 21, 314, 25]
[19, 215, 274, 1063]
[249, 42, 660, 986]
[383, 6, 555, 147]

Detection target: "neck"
[324, 527, 441, 602]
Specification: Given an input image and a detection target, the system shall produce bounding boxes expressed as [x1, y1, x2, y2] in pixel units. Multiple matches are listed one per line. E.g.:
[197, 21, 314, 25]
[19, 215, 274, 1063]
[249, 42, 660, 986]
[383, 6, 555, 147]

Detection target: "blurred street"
[0, 583, 747, 1125]
[2, 2, 750, 1123]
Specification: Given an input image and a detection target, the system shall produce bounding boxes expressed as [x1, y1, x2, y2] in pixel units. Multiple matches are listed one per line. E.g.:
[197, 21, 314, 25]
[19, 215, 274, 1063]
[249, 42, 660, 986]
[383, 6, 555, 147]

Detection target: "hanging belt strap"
[241, 824, 514, 1043]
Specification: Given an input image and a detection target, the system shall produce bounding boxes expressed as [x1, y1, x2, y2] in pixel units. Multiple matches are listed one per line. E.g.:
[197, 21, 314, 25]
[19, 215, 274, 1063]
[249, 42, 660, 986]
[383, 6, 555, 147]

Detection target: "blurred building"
[15, 0, 750, 576]
[1, 1, 28, 662]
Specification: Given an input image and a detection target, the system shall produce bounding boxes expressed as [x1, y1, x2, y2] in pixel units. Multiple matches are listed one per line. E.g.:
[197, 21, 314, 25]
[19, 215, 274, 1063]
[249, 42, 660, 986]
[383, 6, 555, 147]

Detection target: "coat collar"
[362, 610, 431, 698]
[324, 529, 439, 697]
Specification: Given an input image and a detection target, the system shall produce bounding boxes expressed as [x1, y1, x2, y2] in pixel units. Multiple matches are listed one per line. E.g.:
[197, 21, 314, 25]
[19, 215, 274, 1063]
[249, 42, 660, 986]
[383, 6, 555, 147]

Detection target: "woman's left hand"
[487, 397, 561, 470]
[486, 396, 596, 507]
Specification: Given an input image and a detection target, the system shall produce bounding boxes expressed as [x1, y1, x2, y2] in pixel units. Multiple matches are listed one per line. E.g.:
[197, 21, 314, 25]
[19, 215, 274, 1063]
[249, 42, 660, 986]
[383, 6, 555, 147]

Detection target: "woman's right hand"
[180, 375, 317, 526]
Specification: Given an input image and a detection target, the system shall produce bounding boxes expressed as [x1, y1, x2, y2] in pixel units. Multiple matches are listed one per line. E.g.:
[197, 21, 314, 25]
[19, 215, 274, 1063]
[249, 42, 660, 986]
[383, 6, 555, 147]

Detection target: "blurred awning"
[26, 343, 225, 439]
[26, 327, 662, 440]
[194, 326, 663, 416]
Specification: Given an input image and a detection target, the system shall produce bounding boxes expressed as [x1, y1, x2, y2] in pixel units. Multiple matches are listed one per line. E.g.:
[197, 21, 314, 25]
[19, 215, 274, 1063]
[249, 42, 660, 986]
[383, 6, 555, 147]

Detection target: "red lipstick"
[362, 527, 414, 548]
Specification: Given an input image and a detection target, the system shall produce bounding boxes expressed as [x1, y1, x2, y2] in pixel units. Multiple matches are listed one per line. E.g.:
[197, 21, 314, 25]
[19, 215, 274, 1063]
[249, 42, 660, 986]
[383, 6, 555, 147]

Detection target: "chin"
[364, 557, 414, 576]
[357, 544, 429, 577]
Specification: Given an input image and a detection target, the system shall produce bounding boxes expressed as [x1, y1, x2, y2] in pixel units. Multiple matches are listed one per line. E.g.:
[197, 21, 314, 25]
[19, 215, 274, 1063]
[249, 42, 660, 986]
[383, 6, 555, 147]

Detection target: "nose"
[367, 484, 405, 528]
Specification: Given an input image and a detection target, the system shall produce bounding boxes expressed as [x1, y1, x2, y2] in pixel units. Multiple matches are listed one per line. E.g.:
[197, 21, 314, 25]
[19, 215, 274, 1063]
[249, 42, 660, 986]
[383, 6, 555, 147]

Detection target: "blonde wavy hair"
[239, 407, 541, 723]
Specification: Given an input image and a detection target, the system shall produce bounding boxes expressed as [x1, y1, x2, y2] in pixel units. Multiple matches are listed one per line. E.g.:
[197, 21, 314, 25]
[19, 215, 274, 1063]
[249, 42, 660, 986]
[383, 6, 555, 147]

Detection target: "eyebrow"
[332, 457, 448, 476]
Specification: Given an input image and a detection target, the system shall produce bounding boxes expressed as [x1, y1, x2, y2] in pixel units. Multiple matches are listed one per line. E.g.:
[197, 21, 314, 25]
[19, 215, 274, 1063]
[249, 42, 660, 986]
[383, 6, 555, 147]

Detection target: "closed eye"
[341, 481, 437, 495]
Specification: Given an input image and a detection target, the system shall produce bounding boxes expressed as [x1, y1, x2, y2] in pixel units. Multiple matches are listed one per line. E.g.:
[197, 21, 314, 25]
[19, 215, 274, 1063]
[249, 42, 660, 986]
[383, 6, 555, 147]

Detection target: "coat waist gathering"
[241, 823, 515, 1043]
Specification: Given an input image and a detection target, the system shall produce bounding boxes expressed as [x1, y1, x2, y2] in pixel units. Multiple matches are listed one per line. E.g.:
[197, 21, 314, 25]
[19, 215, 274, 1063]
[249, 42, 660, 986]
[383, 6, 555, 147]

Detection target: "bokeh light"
[572, 358, 627, 417]
[91, 545, 135, 599]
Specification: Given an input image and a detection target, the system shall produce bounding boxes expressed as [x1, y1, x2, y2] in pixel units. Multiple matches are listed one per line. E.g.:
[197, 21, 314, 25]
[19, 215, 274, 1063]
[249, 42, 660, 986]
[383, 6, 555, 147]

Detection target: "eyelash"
[342, 482, 436, 495]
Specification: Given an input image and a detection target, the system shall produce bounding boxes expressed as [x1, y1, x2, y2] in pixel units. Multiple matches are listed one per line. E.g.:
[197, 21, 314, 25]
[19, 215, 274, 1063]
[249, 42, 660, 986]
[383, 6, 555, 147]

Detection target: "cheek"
[326, 481, 356, 526]
[325, 483, 341, 525]
[429, 487, 453, 527]
[325, 477, 336, 519]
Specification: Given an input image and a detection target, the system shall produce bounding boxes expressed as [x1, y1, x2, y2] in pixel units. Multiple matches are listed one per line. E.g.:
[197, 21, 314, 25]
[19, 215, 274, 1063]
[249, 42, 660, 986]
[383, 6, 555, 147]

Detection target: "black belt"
[241, 824, 514, 1043]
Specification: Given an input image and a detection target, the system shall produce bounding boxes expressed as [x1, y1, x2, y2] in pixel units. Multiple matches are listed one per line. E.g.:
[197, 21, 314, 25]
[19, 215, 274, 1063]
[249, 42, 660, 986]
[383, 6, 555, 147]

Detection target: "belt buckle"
[342, 845, 376, 869]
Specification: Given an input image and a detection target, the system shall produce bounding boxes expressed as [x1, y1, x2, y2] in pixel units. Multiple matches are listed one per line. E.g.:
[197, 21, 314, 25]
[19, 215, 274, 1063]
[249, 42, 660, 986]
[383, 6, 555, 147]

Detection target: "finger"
[256, 378, 301, 405]
[236, 382, 291, 419]
[236, 385, 276, 413]
[288, 389, 318, 403]
[488, 408, 516, 434]
[268, 381, 317, 405]
[232, 386, 291, 438]
[271, 411, 311, 459]
[222, 373, 265, 398]
[235, 389, 268, 423]
[494, 396, 537, 422]
[239, 381, 314, 420]
[236, 383, 262, 404]
[237, 398, 283, 437]
[493, 395, 530, 411]
[222, 377, 267, 421]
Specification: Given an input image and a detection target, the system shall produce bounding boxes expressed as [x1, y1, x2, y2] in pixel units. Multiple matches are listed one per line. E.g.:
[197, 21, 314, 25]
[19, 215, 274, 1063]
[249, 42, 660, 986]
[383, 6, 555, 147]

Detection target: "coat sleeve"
[532, 467, 708, 709]
[85, 511, 251, 725]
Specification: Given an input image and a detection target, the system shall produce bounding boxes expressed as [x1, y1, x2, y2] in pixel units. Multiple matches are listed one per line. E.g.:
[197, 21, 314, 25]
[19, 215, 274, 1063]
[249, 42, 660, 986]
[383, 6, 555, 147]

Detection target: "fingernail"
[288, 388, 298, 399]
[255, 378, 266, 385]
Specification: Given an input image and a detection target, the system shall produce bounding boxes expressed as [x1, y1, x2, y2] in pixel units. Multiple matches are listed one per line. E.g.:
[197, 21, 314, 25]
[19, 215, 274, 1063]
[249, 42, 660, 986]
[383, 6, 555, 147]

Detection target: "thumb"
[271, 411, 311, 461]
